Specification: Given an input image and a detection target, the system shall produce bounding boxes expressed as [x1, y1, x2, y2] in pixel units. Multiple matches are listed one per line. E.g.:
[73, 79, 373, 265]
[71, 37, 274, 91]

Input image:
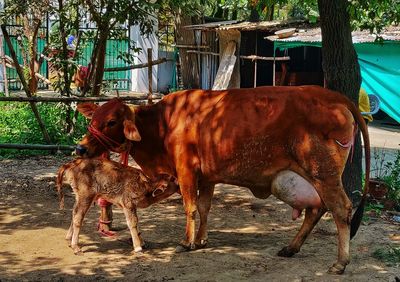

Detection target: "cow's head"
[76, 98, 141, 157]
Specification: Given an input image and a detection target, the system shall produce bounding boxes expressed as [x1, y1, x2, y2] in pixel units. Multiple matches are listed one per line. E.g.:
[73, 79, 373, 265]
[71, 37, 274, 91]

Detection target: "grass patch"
[372, 246, 400, 266]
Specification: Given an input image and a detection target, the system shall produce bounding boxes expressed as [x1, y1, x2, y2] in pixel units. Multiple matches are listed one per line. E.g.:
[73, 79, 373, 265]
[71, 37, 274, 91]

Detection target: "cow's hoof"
[131, 249, 144, 257]
[195, 239, 208, 249]
[277, 246, 296, 257]
[327, 263, 346, 275]
[175, 242, 196, 253]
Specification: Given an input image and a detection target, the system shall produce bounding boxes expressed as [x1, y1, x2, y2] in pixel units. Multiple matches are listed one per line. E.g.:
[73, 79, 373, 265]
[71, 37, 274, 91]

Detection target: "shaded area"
[0, 156, 398, 281]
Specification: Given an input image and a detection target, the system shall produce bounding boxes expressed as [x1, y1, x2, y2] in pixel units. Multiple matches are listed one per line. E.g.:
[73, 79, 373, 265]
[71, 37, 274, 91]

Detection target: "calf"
[56, 157, 178, 254]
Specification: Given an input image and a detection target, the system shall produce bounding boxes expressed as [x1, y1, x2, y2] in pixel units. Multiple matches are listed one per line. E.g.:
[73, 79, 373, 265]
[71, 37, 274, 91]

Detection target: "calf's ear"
[77, 103, 98, 119]
[123, 120, 141, 141]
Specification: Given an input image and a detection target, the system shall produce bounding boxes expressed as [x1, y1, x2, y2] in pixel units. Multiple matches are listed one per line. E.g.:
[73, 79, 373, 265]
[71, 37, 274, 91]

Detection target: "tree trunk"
[318, 0, 363, 203]
[91, 28, 109, 96]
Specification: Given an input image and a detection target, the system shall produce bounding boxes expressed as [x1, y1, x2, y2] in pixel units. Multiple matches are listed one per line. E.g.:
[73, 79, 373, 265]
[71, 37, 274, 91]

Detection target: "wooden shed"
[181, 19, 318, 90]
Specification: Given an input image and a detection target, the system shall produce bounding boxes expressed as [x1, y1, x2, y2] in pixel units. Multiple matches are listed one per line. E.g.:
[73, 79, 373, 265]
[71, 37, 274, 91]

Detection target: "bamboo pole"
[0, 36, 9, 96]
[0, 95, 162, 103]
[0, 143, 75, 151]
[1, 25, 52, 145]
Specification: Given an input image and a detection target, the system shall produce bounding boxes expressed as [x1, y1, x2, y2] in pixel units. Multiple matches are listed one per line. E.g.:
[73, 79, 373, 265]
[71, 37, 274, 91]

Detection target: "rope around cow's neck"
[88, 124, 131, 166]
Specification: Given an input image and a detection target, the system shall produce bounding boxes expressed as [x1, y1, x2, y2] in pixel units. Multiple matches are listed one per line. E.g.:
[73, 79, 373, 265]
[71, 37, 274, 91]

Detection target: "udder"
[271, 170, 322, 220]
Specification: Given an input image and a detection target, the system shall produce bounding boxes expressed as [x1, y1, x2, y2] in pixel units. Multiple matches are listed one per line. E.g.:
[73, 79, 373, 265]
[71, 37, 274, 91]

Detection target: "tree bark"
[1, 25, 52, 144]
[318, 0, 363, 203]
[91, 28, 109, 96]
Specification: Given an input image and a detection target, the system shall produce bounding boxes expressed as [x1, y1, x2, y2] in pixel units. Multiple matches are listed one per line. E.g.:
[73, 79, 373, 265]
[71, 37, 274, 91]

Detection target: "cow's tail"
[56, 163, 71, 210]
[347, 100, 370, 239]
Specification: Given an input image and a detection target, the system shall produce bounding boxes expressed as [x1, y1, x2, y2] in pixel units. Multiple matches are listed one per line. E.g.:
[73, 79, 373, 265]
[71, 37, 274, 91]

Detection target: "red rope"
[88, 125, 122, 149]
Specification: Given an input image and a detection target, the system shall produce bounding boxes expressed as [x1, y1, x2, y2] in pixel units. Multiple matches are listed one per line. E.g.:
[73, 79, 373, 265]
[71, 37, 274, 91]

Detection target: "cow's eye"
[107, 120, 117, 127]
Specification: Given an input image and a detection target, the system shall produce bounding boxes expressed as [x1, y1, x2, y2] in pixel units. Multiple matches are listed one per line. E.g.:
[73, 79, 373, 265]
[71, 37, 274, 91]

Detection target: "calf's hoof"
[175, 241, 196, 253]
[195, 239, 208, 249]
[328, 263, 346, 275]
[71, 245, 83, 255]
[277, 246, 296, 257]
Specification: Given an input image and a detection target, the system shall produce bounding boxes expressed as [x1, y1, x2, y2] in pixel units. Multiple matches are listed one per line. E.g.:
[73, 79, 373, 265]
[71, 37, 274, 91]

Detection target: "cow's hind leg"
[195, 182, 215, 248]
[314, 180, 352, 274]
[278, 207, 326, 257]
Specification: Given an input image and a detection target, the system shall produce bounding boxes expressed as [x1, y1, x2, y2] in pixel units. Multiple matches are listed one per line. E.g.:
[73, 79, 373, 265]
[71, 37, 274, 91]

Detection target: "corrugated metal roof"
[266, 26, 400, 43]
[185, 19, 311, 32]
[185, 20, 239, 30]
[216, 19, 307, 31]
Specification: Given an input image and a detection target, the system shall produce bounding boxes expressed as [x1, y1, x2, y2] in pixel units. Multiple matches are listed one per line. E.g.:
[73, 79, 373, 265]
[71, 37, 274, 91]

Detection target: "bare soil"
[0, 155, 399, 281]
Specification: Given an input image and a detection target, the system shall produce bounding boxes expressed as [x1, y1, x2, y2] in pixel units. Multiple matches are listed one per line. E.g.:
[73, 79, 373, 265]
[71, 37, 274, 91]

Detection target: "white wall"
[130, 18, 159, 93]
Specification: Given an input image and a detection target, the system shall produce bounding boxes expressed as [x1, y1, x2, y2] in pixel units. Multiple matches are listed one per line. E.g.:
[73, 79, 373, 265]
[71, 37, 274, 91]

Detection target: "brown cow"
[76, 86, 370, 274]
[56, 158, 178, 254]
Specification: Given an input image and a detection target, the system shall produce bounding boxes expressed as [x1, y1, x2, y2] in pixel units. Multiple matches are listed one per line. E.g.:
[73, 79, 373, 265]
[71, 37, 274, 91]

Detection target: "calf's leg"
[122, 207, 143, 253]
[70, 196, 94, 254]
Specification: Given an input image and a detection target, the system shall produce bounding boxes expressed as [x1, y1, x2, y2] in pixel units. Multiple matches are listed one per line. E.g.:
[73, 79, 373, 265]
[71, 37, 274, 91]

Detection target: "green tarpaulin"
[274, 41, 400, 123]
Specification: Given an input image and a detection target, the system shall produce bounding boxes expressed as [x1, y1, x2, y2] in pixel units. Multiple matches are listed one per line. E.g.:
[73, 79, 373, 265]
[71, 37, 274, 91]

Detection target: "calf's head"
[76, 98, 141, 157]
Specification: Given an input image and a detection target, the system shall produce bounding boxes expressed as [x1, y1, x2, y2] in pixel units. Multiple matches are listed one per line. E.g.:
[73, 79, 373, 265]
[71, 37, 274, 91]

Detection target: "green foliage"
[349, 0, 400, 33]
[372, 148, 400, 203]
[382, 150, 400, 203]
[365, 203, 384, 216]
[372, 246, 400, 266]
[0, 102, 88, 157]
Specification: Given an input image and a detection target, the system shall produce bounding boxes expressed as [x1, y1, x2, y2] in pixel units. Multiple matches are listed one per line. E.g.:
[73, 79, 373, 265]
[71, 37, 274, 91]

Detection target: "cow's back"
[195, 86, 355, 185]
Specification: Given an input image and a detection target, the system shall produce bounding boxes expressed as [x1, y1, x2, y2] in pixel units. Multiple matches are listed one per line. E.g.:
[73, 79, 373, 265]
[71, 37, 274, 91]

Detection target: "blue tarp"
[356, 42, 400, 123]
[274, 41, 400, 123]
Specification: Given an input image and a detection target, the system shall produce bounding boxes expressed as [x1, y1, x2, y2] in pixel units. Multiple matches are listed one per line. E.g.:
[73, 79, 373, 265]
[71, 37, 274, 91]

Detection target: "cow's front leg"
[195, 181, 215, 248]
[175, 170, 198, 253]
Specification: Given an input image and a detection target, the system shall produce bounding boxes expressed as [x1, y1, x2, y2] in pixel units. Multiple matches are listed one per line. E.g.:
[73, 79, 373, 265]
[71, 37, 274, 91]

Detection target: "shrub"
[0, 101, 88, 157]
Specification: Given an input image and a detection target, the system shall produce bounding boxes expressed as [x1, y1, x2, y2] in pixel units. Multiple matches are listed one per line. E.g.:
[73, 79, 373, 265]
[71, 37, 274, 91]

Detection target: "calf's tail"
[56, 163, 70, 210]
[347, 101, 370, 239]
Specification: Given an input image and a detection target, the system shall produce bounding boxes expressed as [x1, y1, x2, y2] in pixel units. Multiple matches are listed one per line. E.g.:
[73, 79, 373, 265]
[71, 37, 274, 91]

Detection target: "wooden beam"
[187, 50, 220, 56]
[240, 55, 290, 61]
[174, 44, 210, 49]
[104, 58, 168, 72]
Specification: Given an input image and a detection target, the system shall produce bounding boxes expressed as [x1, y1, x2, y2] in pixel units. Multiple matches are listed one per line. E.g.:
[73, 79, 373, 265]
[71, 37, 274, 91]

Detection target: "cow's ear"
[77, 103, 98, 119]
[123, 120, 141, 141]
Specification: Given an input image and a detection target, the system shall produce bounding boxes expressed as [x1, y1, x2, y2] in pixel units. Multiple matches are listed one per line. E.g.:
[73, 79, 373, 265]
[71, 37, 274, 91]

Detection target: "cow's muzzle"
[75, 144, 87, 156]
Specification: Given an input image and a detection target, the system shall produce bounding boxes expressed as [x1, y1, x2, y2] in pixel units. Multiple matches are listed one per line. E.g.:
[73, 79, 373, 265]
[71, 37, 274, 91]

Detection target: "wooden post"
[1, 25, 52, 144]
[253, 32, 258, 88]
[147, 48, 153, 105]
[0, 36, 9, 96]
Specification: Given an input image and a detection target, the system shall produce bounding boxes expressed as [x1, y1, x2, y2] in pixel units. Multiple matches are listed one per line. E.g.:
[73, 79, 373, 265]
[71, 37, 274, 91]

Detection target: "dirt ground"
[0, 155, 399, 281]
